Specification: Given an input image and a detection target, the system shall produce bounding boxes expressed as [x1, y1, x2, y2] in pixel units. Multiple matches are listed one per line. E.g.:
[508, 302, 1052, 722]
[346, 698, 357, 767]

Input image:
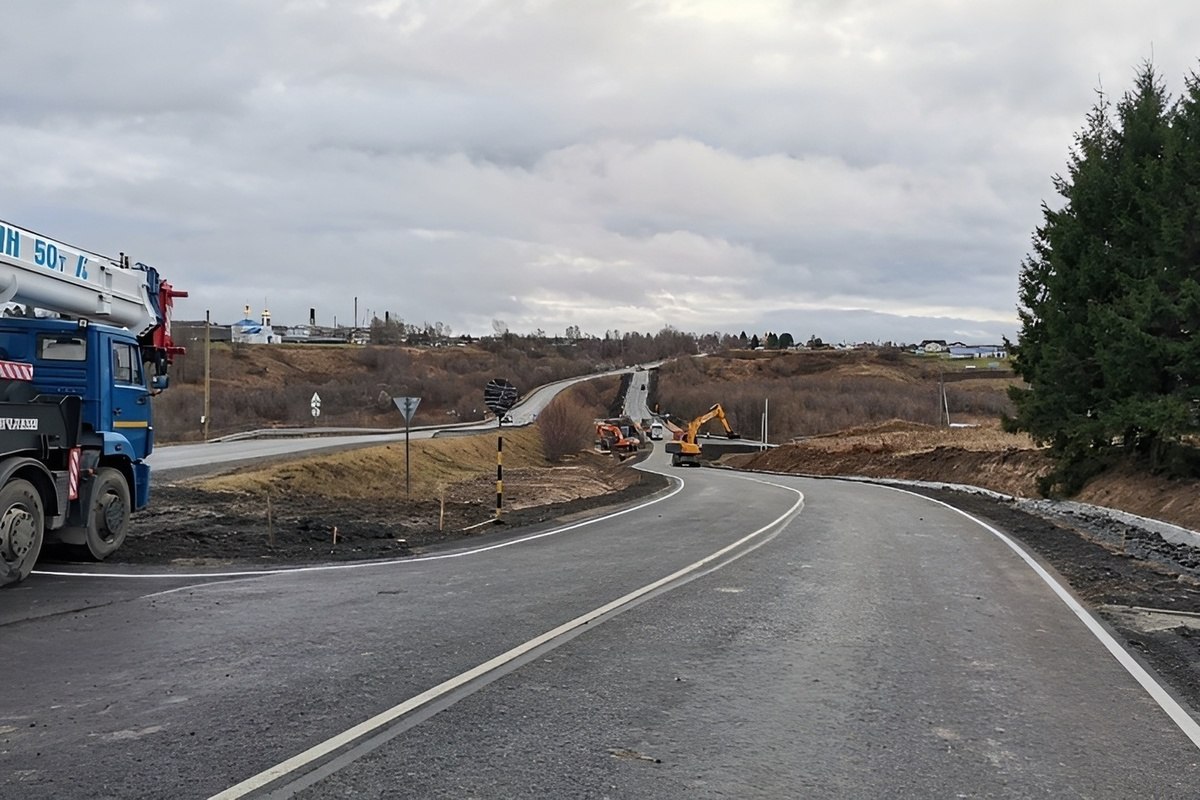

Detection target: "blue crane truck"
[0, 219, 185, 585]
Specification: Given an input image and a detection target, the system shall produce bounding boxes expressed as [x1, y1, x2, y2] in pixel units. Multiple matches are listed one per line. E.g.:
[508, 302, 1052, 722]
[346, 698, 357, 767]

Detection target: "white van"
[649, 421, 664, 441]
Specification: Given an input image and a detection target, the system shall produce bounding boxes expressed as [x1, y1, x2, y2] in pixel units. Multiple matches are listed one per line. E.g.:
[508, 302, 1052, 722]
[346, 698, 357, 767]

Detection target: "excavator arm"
[684, 404, 739, 444]
[666, 404, 739, 466]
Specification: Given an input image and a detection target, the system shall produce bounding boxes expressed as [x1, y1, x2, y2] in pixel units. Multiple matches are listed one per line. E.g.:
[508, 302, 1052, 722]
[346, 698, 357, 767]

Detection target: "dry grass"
[199, 428, 549, 500]
[828, 362, 922, 383]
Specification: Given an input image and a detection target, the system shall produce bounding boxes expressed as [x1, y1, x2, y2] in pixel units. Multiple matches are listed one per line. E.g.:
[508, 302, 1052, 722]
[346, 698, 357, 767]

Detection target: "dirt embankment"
[724, 420, 1050, 498]
[102, 429, 664, 567]
[725, 419, 1200, 532]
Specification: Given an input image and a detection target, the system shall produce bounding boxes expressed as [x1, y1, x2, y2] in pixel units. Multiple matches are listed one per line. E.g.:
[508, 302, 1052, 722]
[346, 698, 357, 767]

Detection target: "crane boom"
[0, 219, 164, 335]
[0, 216, 188, 586]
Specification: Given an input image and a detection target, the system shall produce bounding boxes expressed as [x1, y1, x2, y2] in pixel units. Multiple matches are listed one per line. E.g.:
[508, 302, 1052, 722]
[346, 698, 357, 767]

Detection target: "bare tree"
[536, 395, 595, 462]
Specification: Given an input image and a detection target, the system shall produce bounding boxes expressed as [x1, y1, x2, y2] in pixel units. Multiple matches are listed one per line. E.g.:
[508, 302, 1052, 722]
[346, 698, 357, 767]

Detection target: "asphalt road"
[4, 449, 1200, 798]
[624, 370, 652, 421]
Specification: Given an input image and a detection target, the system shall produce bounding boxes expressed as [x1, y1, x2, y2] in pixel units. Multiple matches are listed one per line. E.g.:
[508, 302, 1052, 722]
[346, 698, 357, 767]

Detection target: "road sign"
[310, 392, 321, 419]
[391, 396, 422, 496]
[484, 378, 518, 416]
[393, 396, 421, 423]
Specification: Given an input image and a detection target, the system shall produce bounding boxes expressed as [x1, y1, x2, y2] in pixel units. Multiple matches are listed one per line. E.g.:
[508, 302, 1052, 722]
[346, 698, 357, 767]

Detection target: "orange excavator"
[664, 403, 739, 466]
[595, 420, 641, 459]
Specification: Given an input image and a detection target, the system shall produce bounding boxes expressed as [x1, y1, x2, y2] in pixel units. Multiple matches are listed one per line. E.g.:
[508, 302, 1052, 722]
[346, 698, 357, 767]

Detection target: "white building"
[231, 305, 277, 344]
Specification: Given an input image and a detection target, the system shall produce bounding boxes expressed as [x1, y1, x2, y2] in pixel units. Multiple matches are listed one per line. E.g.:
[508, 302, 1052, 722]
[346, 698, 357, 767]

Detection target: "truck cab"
[0, 218, 185, 585]
[0, 317, 155, 510]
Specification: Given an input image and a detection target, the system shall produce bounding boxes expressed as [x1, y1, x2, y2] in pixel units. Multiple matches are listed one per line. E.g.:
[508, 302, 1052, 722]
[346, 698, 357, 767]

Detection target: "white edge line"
[885, 483, 1200, 750]
[208, 480, 805, 799]
[32, 477, 687, 583]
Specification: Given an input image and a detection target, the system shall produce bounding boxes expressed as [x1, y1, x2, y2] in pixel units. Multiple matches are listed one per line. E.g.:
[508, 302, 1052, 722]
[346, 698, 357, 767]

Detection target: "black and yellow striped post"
[495, 435, 504, 521]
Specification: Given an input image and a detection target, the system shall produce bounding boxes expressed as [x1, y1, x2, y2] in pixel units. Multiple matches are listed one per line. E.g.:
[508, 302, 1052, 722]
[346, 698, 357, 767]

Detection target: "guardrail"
[207, 420, 485, 442]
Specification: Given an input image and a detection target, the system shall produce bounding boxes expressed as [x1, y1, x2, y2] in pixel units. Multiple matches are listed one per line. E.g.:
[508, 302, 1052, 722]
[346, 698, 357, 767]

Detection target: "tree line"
[373, 313, 811, 363]
[1007, 61, 1200, 493]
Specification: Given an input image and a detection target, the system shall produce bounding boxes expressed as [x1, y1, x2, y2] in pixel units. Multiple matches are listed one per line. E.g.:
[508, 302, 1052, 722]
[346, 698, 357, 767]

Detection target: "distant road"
[150, 368, 631, 473]
[623, 368, 653, 420]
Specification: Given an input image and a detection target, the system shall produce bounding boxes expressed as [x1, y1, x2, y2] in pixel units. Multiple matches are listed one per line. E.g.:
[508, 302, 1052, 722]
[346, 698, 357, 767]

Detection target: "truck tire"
[0, 479, 45, 587]
[80, 468, 131, 560]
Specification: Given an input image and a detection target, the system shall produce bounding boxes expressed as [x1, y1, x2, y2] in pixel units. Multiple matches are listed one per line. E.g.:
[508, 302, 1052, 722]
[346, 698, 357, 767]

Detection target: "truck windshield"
[38, 334, 87, 361]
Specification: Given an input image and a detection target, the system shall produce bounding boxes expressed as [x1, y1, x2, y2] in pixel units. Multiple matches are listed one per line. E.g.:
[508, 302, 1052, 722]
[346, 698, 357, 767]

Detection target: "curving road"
[4, 447, 1200, 797]
[148, 370, 624, 472]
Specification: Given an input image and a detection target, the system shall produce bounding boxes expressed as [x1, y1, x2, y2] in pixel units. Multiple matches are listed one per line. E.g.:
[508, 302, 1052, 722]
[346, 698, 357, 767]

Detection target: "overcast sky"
[2, 1, 1196, 343]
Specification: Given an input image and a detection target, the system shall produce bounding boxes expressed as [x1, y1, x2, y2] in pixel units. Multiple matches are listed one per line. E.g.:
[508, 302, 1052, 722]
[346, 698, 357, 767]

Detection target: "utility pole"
[203, 309, 211, 442]
[763, 396, 769, 449]
[938, 369, 951, 426]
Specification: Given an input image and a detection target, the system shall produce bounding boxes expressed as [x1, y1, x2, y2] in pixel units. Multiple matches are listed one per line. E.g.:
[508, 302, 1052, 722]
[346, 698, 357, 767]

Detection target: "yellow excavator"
[664, 403, 739, 466]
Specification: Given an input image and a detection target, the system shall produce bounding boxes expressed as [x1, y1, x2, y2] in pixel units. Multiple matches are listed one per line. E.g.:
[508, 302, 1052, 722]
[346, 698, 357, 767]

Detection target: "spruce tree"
[1009, 62, 1200, 490]
[1089, 64, 1179, 467]
[1008, 84, 1118, 490]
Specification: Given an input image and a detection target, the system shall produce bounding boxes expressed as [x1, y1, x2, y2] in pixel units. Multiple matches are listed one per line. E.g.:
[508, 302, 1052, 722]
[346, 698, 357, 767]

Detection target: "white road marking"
[891, 484, 1200, 751]
[207, 478, 805, 799]
[31, 478, 687, 584]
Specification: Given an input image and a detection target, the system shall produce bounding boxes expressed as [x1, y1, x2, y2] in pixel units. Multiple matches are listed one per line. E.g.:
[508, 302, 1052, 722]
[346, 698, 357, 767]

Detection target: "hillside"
[153, 340, 623, 442]
[654, 347, 1016, 442]
[151, 344, 1200, 530]
[652, 349, 1200, 530]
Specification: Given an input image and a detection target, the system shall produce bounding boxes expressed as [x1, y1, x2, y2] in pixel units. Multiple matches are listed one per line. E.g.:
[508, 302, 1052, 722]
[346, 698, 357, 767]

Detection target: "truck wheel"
[0, 479, 45, 586]
[81, 468, 131, 560]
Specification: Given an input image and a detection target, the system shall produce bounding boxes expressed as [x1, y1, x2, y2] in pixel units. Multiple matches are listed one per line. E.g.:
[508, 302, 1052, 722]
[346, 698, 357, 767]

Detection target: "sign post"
[393, 396, 421, 496]
[483, 378, 519, 521]
[310, 392, 321, 424]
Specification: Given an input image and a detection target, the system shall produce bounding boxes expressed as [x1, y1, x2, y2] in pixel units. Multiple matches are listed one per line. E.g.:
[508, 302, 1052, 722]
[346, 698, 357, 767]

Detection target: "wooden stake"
[266, 490, 275, 546]
[439, 486, 446, 531]
[332, 525, 339, 545]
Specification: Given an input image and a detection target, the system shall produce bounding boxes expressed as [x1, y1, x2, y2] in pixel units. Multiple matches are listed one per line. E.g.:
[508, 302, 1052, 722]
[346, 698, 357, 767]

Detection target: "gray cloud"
[1, 1, 1196, 343]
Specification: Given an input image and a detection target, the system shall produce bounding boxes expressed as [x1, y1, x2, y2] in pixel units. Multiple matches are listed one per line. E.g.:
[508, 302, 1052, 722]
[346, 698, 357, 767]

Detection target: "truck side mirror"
[151, 374, 169, 391]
